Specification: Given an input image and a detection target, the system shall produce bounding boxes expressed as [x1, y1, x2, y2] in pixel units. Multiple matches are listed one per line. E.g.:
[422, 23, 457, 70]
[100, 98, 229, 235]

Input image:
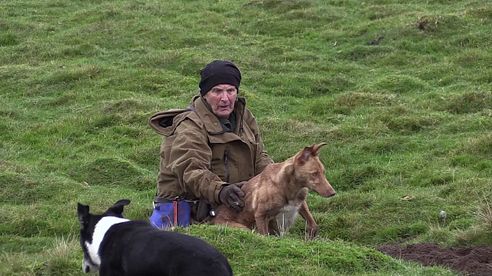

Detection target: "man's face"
[203, 84, 238, 119]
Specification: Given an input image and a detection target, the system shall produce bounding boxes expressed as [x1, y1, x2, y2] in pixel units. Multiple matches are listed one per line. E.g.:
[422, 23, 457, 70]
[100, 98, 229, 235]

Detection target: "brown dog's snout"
[317, 181, 336, 198]
[320, 189, 336, 198]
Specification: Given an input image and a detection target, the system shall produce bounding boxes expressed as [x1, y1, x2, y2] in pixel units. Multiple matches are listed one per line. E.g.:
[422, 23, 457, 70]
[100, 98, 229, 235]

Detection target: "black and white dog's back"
[78, 199, 233, 276]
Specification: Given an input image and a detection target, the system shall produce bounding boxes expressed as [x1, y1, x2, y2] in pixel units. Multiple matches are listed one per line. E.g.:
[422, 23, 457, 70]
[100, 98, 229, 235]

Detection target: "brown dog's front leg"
[299, 201, 318, 239]
[254, 213, 270, 235]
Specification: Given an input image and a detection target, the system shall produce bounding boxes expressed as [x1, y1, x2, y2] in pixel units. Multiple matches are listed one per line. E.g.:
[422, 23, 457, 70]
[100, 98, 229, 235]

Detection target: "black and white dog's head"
[77, 199, 131, 273]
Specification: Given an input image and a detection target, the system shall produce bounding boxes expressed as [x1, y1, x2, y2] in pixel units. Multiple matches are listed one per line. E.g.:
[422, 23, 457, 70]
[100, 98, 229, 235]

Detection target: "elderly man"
[149, 60, 273, 228]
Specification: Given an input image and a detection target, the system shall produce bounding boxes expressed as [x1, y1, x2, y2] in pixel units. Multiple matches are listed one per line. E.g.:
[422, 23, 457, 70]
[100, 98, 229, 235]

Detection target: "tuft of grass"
[35, 236, 82, 276]
[0, 235, 84, 276]
[444, 91, 492, 114]
[476, 197, 492, 231]
[0, 32, 19, 46]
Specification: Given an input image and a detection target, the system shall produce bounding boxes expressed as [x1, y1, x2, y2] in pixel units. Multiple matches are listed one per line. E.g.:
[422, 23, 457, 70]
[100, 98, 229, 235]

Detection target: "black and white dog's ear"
[77, 203, 90, 227]
[106, 199, 131, 216]
[114, 199, 131, 206]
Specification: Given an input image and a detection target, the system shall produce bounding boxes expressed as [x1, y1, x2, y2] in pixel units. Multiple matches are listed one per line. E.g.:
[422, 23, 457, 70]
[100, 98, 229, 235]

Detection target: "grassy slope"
[1, 0, 490, 275]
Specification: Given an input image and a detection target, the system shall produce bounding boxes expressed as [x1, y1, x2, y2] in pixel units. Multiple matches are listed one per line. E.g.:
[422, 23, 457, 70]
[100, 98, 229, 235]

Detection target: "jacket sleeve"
[166, 119, 226, 204]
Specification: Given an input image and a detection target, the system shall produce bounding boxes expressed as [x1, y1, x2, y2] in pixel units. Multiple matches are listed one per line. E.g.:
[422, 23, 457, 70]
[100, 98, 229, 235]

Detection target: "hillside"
[1, 0, 491, 275]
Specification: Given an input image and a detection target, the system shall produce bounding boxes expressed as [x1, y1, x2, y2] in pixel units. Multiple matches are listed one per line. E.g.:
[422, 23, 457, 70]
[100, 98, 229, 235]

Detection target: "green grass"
[1, 0, 491, 275]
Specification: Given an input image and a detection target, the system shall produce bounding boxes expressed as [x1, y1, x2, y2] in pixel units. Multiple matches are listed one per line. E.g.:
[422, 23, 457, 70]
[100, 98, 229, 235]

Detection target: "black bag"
[194, 200, 215, 222]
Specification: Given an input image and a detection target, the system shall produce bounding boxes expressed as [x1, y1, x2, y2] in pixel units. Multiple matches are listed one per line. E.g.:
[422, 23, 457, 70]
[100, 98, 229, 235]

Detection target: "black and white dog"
[77, 199, 233, 276]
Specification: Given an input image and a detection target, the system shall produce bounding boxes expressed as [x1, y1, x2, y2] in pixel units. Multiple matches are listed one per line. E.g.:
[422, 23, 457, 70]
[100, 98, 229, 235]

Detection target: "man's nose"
[219, 92, 229, 101]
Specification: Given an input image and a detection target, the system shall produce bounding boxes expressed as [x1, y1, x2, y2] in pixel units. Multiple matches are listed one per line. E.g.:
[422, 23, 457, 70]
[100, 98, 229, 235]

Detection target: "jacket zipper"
[239, 102, 245, 136]
[224, 149, 230, 183]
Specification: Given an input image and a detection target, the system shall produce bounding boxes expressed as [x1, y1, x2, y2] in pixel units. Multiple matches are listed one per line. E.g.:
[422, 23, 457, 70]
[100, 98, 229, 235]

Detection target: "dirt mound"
[378, 243, 492, 276]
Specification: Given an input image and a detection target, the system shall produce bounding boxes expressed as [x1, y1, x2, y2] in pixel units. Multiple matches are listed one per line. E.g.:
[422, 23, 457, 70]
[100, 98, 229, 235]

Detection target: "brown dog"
[212, 143, 336, 239]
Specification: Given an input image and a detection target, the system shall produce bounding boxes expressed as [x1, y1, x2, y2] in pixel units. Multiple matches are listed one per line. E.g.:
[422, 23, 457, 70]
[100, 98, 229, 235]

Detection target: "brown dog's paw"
[306, 224, 319, 240]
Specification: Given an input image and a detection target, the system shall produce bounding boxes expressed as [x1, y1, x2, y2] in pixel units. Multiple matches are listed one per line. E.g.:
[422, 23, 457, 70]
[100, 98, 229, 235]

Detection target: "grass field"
[1, 0, 491, 275]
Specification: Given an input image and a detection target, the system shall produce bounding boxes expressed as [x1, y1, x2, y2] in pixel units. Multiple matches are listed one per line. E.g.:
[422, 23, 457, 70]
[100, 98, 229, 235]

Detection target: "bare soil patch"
[378, 243, 492, 276]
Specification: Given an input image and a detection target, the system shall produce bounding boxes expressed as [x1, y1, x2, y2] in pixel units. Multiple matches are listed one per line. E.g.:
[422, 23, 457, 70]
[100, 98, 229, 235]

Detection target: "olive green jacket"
[149, 96, 273, 205]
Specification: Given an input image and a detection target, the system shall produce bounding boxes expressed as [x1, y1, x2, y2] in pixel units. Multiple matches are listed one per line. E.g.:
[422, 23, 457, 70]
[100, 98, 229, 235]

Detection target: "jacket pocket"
[210, 145, 226, 181]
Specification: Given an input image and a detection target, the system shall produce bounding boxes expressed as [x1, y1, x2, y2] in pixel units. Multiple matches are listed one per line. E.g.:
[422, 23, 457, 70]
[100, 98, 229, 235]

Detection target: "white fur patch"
[85, 216, 129, 266]
[275, 201, 301, 236]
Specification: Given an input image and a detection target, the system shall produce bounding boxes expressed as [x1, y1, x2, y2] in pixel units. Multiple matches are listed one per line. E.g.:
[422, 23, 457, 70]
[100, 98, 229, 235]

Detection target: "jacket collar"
[192, 95, 246, 135]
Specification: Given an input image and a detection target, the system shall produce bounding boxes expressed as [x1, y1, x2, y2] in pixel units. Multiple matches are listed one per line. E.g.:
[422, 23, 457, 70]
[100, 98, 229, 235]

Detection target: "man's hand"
[219, 182, 246, 212]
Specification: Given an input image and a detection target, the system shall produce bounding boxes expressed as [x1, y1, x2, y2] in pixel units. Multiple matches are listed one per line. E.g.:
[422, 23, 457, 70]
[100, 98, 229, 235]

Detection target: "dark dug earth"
[378, 243, 492, 276]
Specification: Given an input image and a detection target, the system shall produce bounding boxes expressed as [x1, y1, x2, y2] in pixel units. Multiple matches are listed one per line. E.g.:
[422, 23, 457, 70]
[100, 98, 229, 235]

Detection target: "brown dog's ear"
[296, 145, 314, 165]
[312, 143, 327, 156]
[296, 143, 327, 165]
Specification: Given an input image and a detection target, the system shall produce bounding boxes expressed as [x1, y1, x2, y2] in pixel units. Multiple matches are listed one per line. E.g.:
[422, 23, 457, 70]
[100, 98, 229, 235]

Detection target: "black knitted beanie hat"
[199, 60, 241, 96]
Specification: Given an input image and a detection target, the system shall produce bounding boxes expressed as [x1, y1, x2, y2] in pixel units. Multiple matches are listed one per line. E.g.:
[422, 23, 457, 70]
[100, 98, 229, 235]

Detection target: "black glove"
[219, 182, 245, 212]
